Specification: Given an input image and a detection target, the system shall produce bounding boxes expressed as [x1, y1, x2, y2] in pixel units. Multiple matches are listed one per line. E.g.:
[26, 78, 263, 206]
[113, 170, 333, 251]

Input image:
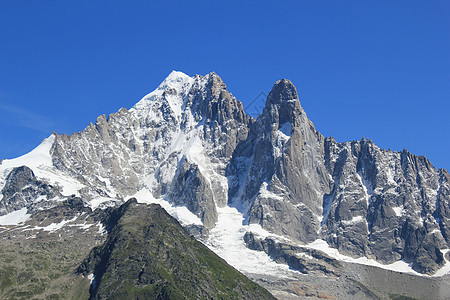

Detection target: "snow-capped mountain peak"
[131, 70, 195, 117]
[1, 71, 449, 280]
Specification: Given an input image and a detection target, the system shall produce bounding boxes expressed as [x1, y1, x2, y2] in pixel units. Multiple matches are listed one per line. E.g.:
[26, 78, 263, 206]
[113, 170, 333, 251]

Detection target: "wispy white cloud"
[0, 101, 55, 134]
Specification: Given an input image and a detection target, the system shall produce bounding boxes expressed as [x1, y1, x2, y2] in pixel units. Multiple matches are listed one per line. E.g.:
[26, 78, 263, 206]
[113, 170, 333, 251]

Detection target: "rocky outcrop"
[227, 79, 331, 243]
[244, 232, 342, 277]
[0, 166, 61, 215]
[169, 159, 217, 228]
[320, 138, 449, 274]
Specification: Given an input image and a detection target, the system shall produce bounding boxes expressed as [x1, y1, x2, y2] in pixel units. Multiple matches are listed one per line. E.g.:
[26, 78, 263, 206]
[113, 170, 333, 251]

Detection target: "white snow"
[356, 171, 373, 206]
[0, 134, 55, 170]
[296, 252, 314, 260]
[89, 197, 120, 210]
[30, 215, 78, 232]
[0, 133, 85, 197]
[205, 206, 300, 278]
[386, 165, 396, 185]
[0, 208, 31, 225]
[341, 215, 364, 225]
[132, 188, 202, 226]
[87, 273, 95, 285]
[304, 239, 422, 275]
[392, 206, 403, 217]
[68, 222, 94, 230]
[32, 167, 84, 196]
[185, 135, 208, 173]
[131, 70, 194, 117]
[434, 249, 450, 277]
[97, 222, 106, 235]
[258, 182, 284, 201]
[273, 124, 291, 158]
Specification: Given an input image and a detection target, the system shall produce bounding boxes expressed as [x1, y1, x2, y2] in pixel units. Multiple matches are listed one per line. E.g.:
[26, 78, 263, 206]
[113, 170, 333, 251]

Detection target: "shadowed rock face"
[78, 199, 275, 300]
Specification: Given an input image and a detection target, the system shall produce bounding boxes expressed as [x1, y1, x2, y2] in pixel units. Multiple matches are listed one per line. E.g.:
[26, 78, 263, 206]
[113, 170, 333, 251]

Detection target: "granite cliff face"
[320, 138, 449, 274]
[228, 78, 450, 274]
[1, 71, 449, 278]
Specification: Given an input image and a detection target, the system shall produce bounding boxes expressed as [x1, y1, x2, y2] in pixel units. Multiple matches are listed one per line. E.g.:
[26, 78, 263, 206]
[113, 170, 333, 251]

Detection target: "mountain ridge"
[1, 71, 449, 279]
[78, 198, 275, 299]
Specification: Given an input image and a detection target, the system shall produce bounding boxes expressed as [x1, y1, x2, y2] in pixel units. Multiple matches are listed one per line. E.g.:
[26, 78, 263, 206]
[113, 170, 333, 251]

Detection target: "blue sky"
[0, 1, 449, 170]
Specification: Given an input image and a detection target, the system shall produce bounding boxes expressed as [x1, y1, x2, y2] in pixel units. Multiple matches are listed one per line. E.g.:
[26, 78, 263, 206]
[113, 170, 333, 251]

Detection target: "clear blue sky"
[1, 1, 449, 171]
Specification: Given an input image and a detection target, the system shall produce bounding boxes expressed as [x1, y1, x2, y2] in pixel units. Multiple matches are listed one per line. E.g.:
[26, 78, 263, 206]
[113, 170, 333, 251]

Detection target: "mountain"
[78, 199, 275, 299]
[1, 71, 450, 298]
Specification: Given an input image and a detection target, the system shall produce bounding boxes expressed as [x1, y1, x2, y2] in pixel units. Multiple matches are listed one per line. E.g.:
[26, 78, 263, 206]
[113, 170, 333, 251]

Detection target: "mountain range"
[1, 71, 449, 299]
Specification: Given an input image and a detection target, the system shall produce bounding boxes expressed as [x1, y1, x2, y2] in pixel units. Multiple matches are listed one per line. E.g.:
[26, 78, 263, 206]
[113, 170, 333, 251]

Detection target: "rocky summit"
[1, 71, 450, 299]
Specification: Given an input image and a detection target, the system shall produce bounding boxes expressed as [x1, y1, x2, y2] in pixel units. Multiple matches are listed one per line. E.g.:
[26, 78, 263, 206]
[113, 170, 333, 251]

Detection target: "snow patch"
[132, 189, 202, 226]
[0, 134, 85, 197]
[304, 239, 423, 275]
[68, 223, 94, 230]
[0, 134, 55, 170]
[392, 206, 403, 217]
[205, 206, 299, 278]
[247, 223, 290, 242]
[33, 167, 84, 196]
[296, 252, 314, 260]
[89, 197, 120, 210]
[0, 208, 31, 225]
[258, 182, 284, 201]
[30, 215, 78, 232]
[434, 249, 450, 277]
[341, 215, 364, 225]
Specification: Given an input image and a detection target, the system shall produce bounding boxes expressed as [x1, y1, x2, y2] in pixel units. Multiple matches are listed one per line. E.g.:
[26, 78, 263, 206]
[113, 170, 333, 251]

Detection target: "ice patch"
[87, 273, 95, 284]
[131, 70, 194, 117]
[356, 171, 373, 206]
[0, 208, 31, 225]
[0, 134, 85, 197]
[89, 197, 120, 210]
[97, 222, 106, 235]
